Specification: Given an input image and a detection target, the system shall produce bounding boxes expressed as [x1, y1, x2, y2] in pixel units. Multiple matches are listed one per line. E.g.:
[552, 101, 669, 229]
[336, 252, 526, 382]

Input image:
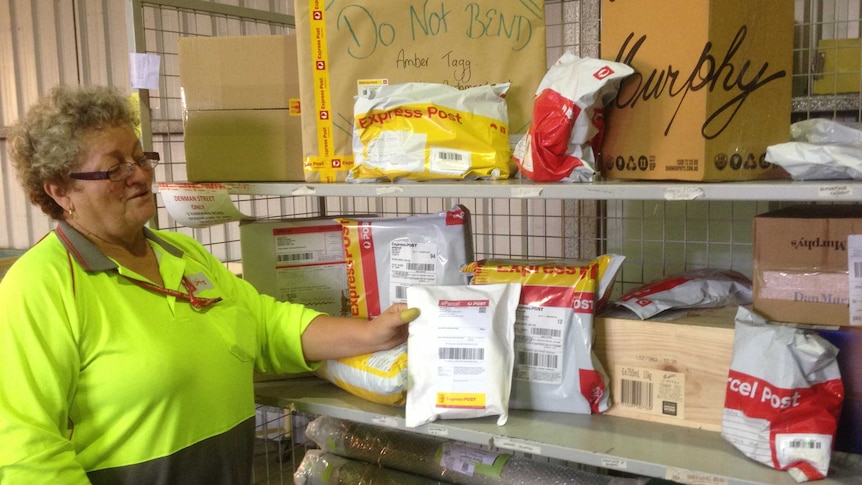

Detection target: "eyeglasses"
[69, 152, 160, 182]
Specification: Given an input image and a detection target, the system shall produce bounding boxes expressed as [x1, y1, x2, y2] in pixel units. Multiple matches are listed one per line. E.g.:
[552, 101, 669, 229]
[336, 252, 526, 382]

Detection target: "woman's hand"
[365, 303, 421, 350]
[300, 303, 421, 361]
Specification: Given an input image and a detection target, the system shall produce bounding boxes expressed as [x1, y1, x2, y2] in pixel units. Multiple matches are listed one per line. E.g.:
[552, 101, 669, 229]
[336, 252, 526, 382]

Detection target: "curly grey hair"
[8, 84, 139, 219]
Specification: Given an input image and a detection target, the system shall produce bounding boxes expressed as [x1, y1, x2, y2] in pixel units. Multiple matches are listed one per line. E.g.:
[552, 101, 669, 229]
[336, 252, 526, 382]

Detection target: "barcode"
[517, 351, 558, 368]
[395, 286, 407, 299]
[277, 252, 314, 262]
[854, 261, 862, 278]
[360, 87, 378, 97]
[530, 328, 561, 338]
[621, 379, 653, 410]
[439, 347, 484, 360]
[436, 151, 463, 161]
[789, 439, 822, 449]
[407, 263, 435, 272]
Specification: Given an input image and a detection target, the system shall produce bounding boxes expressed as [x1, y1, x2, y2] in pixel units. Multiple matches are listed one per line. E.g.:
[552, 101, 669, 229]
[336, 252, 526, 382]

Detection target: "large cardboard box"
[753, 205, 862, 326]
[294, 0, 547, 182]
[816, 327, 862, 454]
[812, 38, 862, 95]
[599, 0, 792, 181]
[594, 306, 737, 431]
[178, 35, 305, 182]
[240, 217, 348, 317]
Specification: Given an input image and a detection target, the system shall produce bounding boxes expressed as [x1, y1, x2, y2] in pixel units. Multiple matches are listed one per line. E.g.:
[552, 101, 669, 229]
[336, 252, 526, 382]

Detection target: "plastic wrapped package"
[314, 344, 407, 406]
[721, 307, 844, 482]
[405, 283, 521, 428]
[315, 206, 473, 405]
[462, 255, 625, 415]
[349, 82, 514, 182]
[613, 268, 752, 320]
[294, 449, 447, 485]
[338, 205, 474, 318]
[305, 415, 648, 485]
[765, 118, 862, 180]
[513, 52, 633, 182]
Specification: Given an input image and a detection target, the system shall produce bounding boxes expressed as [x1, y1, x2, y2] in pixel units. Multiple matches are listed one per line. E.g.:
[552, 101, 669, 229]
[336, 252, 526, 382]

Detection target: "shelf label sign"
[666, 467, 728, 485]
[158, 182, 250, 228]
[493, 437, 541, 455]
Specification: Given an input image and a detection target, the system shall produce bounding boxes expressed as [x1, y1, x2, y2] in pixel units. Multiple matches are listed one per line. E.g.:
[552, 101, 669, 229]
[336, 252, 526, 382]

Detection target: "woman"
[0, 84, 418, 484]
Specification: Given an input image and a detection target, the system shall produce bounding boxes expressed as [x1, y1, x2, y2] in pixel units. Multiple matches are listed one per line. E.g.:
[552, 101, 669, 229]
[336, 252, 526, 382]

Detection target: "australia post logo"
[593, 65, 615, 81]
[610, 25, 787, 139]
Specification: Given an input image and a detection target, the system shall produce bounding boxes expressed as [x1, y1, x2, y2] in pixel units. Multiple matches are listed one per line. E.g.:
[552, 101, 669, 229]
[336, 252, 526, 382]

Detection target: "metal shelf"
[221, 179, 862, 202]
[254, 377, 860, 485]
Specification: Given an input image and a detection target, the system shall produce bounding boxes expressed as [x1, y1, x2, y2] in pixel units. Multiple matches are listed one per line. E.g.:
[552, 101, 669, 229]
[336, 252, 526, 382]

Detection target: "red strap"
[121, 275, 221, 310]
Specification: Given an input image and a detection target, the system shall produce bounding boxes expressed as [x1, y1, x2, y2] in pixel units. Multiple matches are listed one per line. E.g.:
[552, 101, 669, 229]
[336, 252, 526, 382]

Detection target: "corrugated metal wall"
[0, 0, 297, 250]
[1, 0, 130, 248]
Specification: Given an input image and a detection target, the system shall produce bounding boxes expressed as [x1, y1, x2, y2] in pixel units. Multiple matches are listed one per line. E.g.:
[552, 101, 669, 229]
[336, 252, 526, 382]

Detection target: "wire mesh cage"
[133, 0, 862, 297]
[121, 0, 861, 481]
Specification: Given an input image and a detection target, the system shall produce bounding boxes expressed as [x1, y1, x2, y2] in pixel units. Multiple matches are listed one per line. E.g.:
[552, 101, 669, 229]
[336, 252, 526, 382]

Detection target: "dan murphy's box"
[600, 0, 792, 181]
[179, 35, 305, 182]
[294, 0, 547, 182]
[753, 205, 862, 326]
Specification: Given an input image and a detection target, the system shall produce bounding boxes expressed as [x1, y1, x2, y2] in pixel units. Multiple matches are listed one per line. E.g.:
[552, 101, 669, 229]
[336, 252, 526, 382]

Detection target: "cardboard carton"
[593, 306, 737, 431]
[752, 204, 862, 326]
[812, 38, 861, 95]
[240, 217, 348, 317]
[817, 327, 862, 454]
[183, 110, 304, 182]
[178, 35, 305, 182]
[294, 0, 547, 182]
[600, 0, 793, 181]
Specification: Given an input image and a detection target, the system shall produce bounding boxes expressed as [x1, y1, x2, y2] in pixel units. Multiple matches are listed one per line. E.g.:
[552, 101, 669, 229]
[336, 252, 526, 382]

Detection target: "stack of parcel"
[174, 0, 862, 483]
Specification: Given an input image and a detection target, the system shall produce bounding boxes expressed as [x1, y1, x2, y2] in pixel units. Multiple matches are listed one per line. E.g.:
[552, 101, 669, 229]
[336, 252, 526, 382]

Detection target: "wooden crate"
[594, 306, 737, 431]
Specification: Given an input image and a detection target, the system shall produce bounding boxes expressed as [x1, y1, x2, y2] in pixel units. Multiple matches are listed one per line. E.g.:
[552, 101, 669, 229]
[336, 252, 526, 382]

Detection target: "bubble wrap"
[305, 415, 647, 485]
[294, 449, 447, 485]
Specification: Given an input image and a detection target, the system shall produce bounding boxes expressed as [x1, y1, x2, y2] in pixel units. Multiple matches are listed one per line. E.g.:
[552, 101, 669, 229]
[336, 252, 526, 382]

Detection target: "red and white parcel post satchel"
[722, 307, 844, 482]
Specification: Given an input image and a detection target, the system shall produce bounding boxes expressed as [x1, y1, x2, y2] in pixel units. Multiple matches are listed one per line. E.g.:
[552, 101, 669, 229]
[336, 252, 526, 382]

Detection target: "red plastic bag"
[514, 52, 633, 182]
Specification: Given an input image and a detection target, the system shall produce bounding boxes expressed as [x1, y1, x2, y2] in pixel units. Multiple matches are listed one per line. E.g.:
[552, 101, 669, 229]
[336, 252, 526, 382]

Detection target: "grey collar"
[55, 220, 184, 272]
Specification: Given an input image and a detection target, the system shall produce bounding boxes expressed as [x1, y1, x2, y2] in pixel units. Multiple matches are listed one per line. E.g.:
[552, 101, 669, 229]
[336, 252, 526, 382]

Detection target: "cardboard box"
[753, 204, 862, 326]
[294, 0, 547, 182]
[599, 0, 792, 181]
[816, 327, 862, 454]
[240, 217, 348, 317]
[178, 35, 305, 182]
[812, 38, 861, 95]
[593, 306, 737, 431]
[183, 110, 304, 182]
[179, 35, 296, 110]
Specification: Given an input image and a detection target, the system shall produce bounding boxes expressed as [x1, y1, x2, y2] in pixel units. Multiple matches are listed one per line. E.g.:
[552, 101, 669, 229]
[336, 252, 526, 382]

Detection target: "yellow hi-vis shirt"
[0, 222, 323, 484]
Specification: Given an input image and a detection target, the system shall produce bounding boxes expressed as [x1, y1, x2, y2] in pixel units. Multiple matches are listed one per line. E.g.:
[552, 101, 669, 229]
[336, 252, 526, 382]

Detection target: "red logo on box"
[315, 61, 326, 71]
[312, 11, 322, 20]
[331, 159, 342, 168]
[319, 111, 329, 120]
[594, 66, 614, 80]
